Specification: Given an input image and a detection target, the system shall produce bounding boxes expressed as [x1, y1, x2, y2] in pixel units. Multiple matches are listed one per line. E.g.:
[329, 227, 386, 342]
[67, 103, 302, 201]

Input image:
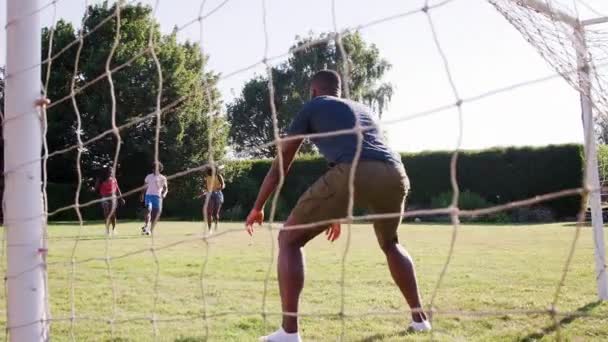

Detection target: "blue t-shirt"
[286, 96, 401, 165]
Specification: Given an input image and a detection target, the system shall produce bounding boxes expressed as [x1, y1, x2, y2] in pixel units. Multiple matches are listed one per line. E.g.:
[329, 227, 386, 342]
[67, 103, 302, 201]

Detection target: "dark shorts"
[203, 191, 224, 212]
[290, 161, 409, 232]
[101, 196, 118, 212]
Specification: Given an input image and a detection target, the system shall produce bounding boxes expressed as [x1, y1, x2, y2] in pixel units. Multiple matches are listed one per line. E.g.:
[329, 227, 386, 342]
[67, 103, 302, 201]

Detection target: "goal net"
[489, 0, 608, 170]
[2, 0, 608, 340]
[490, 0, 608, 300]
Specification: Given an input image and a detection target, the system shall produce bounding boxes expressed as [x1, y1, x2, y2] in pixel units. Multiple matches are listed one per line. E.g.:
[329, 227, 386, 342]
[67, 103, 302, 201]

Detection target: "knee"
[278, 230, 304, 249]
[377, 236, 399, 254]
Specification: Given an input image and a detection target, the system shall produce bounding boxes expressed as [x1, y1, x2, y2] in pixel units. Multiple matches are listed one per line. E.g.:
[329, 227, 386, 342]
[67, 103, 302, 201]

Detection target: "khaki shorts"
[290, 161, 410, 233]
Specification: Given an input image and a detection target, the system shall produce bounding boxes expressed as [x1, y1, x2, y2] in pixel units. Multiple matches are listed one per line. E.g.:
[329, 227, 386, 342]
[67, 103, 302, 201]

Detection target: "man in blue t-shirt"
[246, 70, 430, 341]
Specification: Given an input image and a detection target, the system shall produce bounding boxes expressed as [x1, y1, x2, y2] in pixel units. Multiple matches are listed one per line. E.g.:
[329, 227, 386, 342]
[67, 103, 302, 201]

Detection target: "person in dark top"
[200, 166, 226, 233]
[94, 166, 125, 236]
[246, 70, 430, 341]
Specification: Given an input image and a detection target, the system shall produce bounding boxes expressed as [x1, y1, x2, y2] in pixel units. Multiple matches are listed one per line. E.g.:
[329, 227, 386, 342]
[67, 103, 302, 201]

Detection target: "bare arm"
[94, 179, 100, 193]
[252, 138, 303, 211]
[162, 180, 169, 198]
[218, 174, 226, 190]
[140, 179, 147, 201]
[116, 182, 126, 204]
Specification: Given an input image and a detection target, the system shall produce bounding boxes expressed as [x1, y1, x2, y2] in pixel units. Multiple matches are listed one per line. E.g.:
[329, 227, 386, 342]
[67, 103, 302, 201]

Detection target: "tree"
[227, 32, 392, 157]
[41, 3, 227, 193]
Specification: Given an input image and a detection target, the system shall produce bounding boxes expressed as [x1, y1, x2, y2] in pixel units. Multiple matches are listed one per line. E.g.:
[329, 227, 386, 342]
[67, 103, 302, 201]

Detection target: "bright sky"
[2, 0, 608, 152]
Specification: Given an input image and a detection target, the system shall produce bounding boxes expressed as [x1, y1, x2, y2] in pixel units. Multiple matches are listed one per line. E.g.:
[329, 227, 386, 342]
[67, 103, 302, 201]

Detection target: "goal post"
[490, 0, 608, 300]
[575, 18, 608, 301]
[4, 0, 49, 340]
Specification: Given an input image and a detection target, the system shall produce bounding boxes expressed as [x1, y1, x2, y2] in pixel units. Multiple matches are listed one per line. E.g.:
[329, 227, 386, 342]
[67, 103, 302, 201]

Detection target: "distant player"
[140, 162, 168, 235]
[246, 70, 430, 341]
[200, 166, 225, 233]
[95, 166, 125, 235]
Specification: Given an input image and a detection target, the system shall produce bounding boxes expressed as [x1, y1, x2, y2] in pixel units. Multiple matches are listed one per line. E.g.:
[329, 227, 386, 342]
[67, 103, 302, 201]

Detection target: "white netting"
[490, 1, 608, 191]
[1, 0, 608, 340]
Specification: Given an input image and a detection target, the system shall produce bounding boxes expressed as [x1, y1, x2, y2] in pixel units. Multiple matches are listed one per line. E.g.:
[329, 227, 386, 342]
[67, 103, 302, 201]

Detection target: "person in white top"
[140, 162, 168, 235]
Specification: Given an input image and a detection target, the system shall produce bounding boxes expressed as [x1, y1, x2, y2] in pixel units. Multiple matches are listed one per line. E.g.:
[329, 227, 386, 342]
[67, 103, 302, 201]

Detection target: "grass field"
[1, 221, 608, 341]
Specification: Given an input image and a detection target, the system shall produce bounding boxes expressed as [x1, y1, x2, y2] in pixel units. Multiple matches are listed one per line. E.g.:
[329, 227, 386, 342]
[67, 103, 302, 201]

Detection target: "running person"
[140, 162, 168, 235]
[246, 70, 430, 341]
[200, 166, 225, 233]
[95, 166, 125, 235]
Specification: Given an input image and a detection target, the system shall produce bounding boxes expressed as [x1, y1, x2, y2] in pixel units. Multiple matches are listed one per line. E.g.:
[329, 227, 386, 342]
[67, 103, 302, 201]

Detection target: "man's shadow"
[519, 300, 603, 341]
[355, 301, 603, 342]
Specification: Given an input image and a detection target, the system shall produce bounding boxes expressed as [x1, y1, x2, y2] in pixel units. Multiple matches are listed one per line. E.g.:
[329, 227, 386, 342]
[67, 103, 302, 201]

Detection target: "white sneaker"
[408, 319, 432, 332]
[259, 327, 302, 342]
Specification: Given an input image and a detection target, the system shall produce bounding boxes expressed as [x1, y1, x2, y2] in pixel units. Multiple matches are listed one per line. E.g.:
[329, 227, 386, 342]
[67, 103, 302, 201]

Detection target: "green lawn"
[1, 221, 607, 341]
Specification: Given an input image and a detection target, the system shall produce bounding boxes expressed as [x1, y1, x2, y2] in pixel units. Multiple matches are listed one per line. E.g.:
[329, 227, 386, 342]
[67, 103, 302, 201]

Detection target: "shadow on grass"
[519, 301, 602, 342]
[356, 301, 602, 342]
[356, 329, 418, 342]
[48, 234, 147, 242]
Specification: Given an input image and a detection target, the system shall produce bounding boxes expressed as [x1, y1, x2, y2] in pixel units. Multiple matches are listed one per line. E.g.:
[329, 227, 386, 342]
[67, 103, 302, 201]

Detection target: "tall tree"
[227, 32, 392, 157]
[41, 3, 227, 190]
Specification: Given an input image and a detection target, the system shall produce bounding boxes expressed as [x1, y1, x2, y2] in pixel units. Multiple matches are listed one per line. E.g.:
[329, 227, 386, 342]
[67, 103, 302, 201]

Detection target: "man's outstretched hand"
[245, 208, 264, 236]
[325, 222, 341, 242]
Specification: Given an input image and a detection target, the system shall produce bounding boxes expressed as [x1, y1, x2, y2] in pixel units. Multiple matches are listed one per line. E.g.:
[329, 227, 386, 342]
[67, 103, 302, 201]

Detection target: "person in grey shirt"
[246, 70, 430, 341]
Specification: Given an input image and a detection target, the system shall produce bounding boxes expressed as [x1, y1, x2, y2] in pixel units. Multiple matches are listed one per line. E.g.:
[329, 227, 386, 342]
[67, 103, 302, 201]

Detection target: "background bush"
[44, 144, 587, 222]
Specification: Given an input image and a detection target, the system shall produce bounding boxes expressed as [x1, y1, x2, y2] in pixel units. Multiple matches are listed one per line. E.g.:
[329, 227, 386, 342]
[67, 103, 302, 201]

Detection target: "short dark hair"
[101, 166, 112, 179]
[153, 162, 164, 173]
[206, 165, 222, 176]
[311, 69, 341, 94]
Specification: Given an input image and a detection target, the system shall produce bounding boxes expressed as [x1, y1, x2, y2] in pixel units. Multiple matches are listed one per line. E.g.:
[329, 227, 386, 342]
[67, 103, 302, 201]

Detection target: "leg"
[206, 199, 216, 232]
[150, 208, 161, 233]
[205, 195, 216, 232]
[144, 207, 151, 226]
[201, 205, 211, 230]
[278, 216, 327, 333]
[205, 207, 213, 231]
[109, 199, 117, 231]
[110, 211, 117, 230]
[150, 195, 163, 233]
[357, 162, 427, 323]
[141, 198, 152, 235]
[262, 165, 348, 339]
[213, 202, 222, 231]
[102, 203, 111, 234]
[374, 216, 426, 323]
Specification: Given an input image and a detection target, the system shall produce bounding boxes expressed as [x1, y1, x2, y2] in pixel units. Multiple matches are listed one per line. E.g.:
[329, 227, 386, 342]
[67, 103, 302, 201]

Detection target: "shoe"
[259, 327, 301, 342]
[408, 319, 432, 332]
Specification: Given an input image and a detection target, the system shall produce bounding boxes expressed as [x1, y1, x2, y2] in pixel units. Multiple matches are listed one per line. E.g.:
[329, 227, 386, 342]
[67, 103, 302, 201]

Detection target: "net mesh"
[490, 0, 608, 190]
[1, 0, 607, 340]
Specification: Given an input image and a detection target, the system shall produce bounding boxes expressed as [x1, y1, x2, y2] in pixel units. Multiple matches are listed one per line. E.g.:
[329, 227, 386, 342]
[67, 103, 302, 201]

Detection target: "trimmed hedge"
[46, 144, 586, 221]
[402, 145, 583, 219]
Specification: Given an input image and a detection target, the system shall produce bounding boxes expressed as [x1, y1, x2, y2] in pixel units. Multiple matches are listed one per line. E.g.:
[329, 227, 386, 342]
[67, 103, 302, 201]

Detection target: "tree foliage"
[227, 32, 392, 157]
[41, 3, 227, 192]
